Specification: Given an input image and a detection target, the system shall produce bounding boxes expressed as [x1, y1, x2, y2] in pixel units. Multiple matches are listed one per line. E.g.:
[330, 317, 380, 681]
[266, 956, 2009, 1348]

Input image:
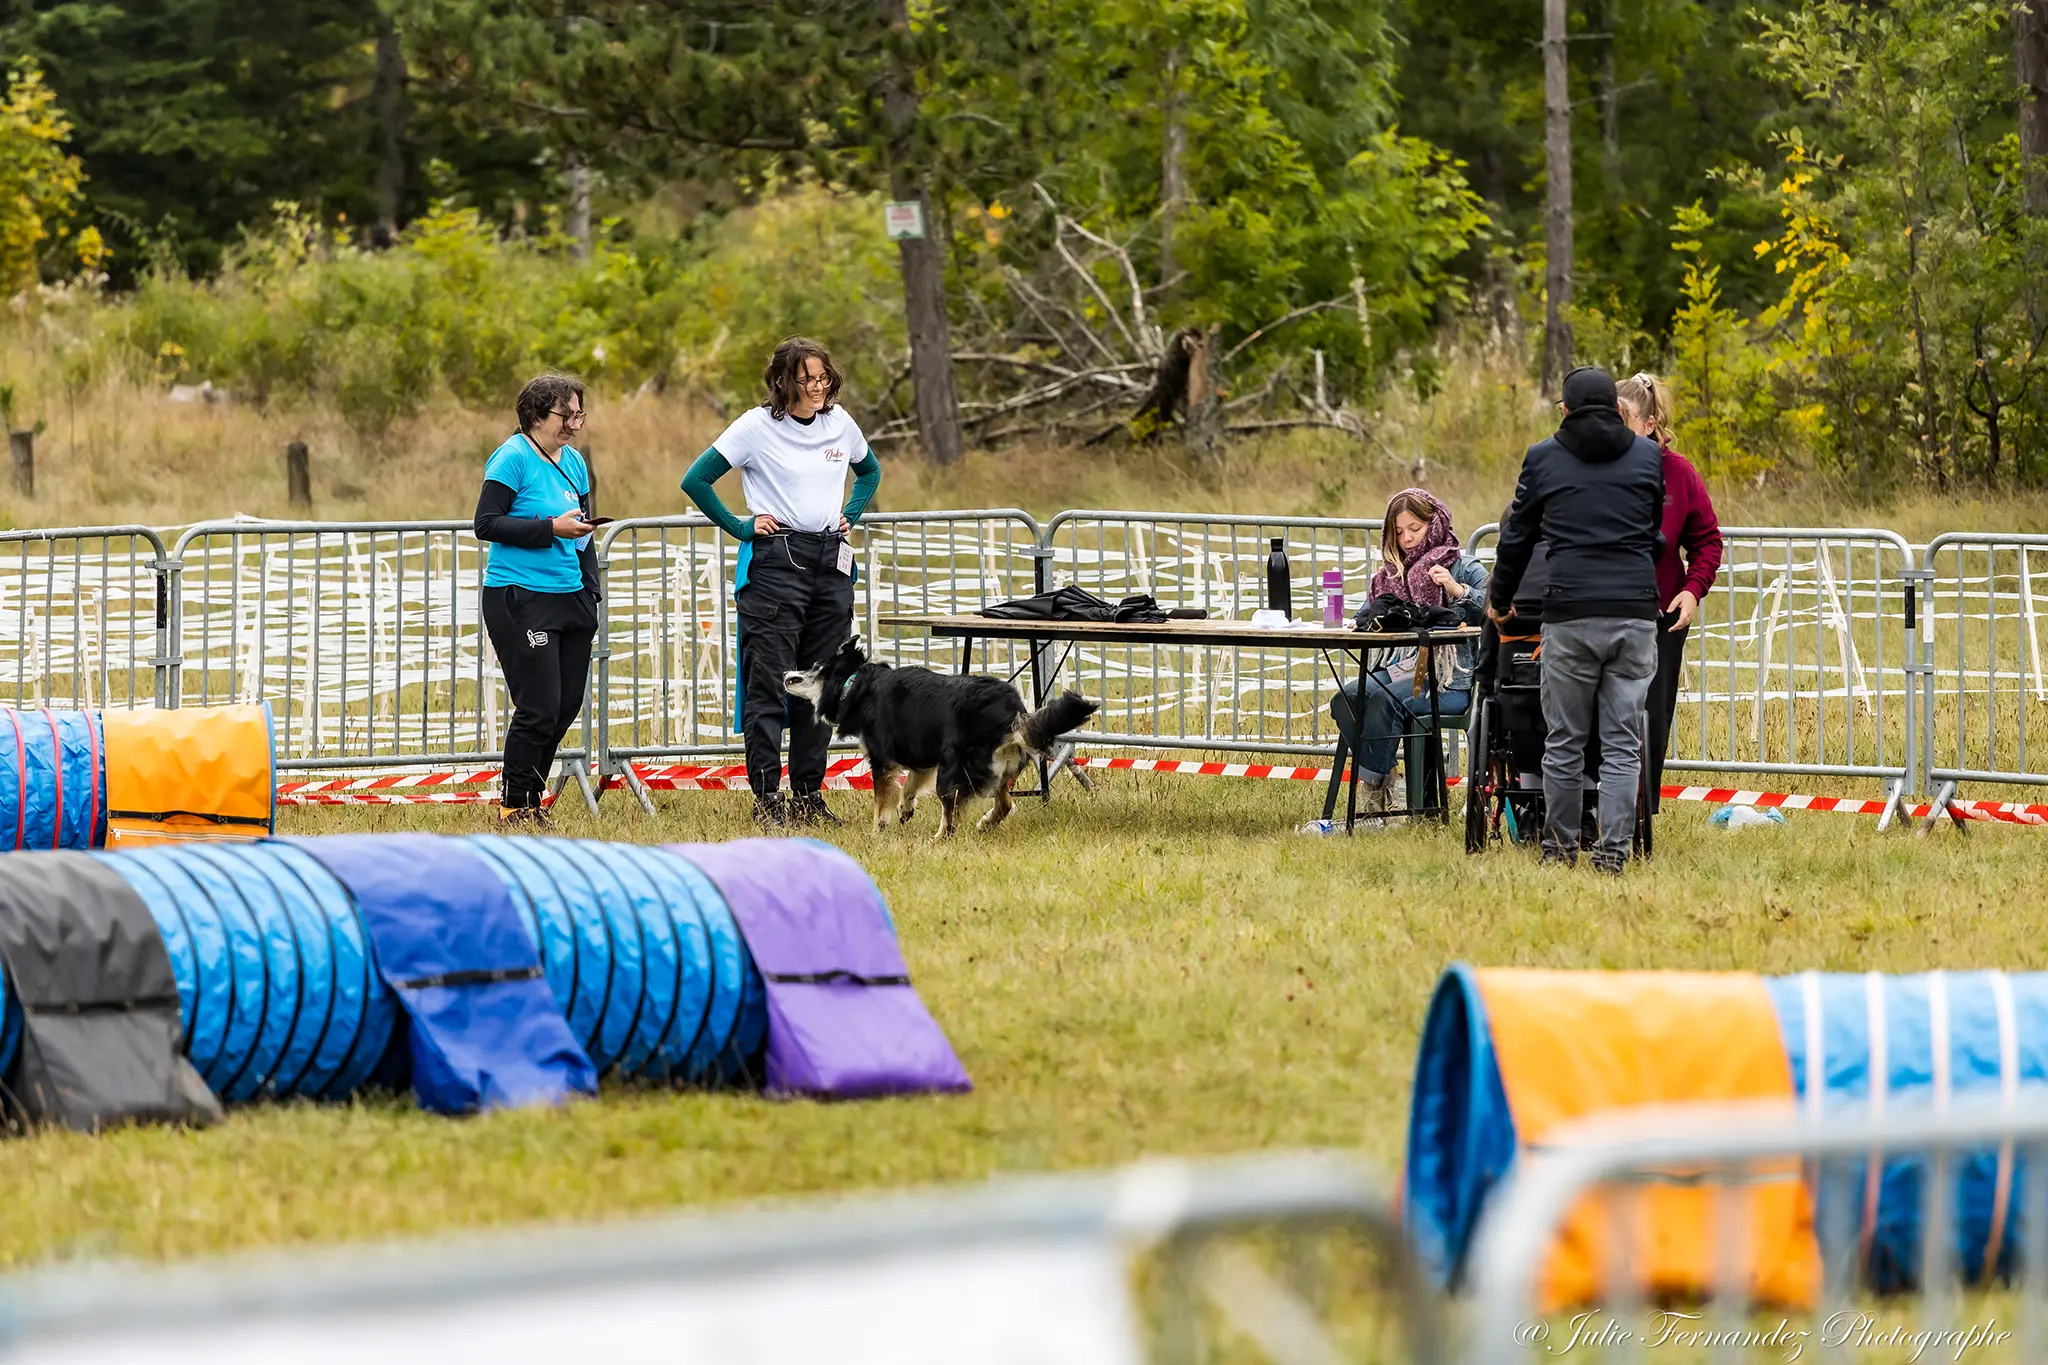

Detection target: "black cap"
[1557, 365, 1618, 410]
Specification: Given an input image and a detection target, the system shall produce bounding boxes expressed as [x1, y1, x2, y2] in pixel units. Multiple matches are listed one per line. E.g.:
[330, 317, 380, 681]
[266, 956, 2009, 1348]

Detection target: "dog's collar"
[839, 672, 859, 702]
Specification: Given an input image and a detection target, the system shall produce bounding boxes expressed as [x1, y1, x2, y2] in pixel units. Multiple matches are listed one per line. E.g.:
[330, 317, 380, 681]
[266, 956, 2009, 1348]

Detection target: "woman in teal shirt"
[474, 373, 598, 826]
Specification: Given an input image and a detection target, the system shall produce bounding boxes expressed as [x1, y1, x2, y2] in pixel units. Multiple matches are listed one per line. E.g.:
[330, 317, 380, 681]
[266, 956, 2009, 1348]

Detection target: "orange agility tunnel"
[1404, 964, 2048, 1305]
[0, 704, 274, 851]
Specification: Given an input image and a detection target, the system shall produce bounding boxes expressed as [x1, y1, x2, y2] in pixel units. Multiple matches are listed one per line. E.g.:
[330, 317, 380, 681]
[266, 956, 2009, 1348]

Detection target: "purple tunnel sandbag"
[667, 838, 969, 1099]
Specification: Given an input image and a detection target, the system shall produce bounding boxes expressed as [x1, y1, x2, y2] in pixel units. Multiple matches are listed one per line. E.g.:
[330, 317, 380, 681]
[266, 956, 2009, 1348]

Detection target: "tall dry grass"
[5, 326, 2047, 539]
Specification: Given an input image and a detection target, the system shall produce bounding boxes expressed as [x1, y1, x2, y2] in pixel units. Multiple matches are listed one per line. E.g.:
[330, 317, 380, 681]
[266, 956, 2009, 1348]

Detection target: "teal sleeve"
[681, 447, 753, 540]
[843, 449, 882, 525]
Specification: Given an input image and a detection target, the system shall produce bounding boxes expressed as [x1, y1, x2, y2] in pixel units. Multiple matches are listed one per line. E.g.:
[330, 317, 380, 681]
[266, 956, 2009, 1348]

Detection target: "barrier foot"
[1916, 780, 1960, 838]
[571, 767, 600, 816]
[1050, 742, 1095, 794]
[1876, 780, 1906, 833]
[621, 763, 659, 817]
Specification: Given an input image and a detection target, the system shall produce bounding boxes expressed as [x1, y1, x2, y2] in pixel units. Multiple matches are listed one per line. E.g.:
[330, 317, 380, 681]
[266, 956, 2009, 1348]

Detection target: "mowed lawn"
[3, 774, 2043, 1270]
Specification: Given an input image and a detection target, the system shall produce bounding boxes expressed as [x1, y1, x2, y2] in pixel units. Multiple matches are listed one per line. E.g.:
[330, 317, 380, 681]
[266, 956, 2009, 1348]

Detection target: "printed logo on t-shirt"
[824, 445, 847, 463]
[526, 629, 549, 649]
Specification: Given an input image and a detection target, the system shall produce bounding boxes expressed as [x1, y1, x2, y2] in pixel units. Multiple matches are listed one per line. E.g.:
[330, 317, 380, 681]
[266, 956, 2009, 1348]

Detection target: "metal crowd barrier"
[0, 526, 173, 711]
[1468, 524, 1918, 813]
[0, 1152, 1440, 1365]
[1463, 1100, 2048, 1364]
[1040, 511, 1391, 756]
[1917, 534, 2048, 816]
[591, 510, 1042, 811]
[3, 511, 2045, 808]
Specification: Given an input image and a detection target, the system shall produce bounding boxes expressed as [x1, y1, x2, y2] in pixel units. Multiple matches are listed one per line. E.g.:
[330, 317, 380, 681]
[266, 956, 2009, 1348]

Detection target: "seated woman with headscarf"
[1329, 488, 1489, 818]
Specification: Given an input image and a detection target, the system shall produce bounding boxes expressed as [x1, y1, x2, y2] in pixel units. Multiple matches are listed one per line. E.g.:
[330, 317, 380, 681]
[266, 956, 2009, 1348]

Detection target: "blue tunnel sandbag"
[0, 709, 105, 852]
[95, 844, 397, 1100]
[1766, 970, 2048, 1290]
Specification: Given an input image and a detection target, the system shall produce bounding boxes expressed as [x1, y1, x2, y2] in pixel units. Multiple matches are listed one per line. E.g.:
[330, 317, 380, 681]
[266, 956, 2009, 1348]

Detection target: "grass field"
[2, 773, 2043, 1273]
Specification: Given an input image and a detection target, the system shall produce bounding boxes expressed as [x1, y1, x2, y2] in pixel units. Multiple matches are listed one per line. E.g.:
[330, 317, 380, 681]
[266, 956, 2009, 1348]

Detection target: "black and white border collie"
[784, 637, 1099, 838]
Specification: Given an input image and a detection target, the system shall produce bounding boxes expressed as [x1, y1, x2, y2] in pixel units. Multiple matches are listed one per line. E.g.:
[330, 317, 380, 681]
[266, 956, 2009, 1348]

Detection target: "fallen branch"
[1220, 297, 1350, 369]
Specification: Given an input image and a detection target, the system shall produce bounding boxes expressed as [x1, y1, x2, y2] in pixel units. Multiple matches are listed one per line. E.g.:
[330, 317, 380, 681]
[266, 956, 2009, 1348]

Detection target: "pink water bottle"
[1322, 569, 1344, 626]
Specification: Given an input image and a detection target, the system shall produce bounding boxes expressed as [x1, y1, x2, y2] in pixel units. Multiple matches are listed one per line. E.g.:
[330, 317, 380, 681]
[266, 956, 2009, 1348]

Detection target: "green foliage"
[0, 60, 83, 291]
[1012, 0, 1486, 388]
[1730, 0, 2048, 488]
[78, 187, 902, 436]
[2, 0, 541, 279]
[1393, 0, 1794, 337]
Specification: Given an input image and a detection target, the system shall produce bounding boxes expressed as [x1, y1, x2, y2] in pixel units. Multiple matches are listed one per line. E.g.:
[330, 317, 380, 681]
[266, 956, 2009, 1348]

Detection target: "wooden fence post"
[8, 430, 31, 497]
[286, 441, 312, 509]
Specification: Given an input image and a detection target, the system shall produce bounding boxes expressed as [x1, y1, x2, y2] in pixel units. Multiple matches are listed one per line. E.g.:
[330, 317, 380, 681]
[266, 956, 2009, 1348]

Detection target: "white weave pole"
[1750, 572, 1787, 744]
[1814, 547, 1874, 715]
[2021, 546, 2045, 703]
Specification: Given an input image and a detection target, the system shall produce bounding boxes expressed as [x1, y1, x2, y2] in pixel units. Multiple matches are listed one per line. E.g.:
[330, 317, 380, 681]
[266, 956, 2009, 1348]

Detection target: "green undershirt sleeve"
[680, 447, 753, 541]
[843, 449, 882, 525]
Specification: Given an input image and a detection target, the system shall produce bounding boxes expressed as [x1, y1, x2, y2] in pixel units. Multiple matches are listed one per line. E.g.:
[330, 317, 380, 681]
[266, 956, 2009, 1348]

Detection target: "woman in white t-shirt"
[681, 337, 882, 830]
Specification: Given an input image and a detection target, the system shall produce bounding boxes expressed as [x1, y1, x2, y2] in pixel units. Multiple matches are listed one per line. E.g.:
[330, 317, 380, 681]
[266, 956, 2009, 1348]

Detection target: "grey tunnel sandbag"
[290, 834, 597, 1116]
[0, 852, 219, 1131]
[97, 844, 398, 1102]
[1766, 969, 2048, 1291]
[0, 709, 104, 853]
[464, 837, 761, 1086]
[668, 838, 968, 1099]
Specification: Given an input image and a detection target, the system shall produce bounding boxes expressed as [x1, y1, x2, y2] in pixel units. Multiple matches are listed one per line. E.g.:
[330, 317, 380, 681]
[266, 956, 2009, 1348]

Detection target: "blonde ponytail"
[1617, 372, 1674, 445]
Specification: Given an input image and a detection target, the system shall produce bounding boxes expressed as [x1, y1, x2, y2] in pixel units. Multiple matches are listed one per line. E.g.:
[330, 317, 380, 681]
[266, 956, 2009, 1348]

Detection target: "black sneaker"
[1540, 847, 1576, 868]
[1590, 854, 1627, 877]
[788, 792, 844, 827]
[751, 792, 791, 830]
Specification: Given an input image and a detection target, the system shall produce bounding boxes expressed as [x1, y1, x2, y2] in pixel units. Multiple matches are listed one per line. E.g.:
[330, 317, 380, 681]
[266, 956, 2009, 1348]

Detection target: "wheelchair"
[1462, 619, 1654, 858]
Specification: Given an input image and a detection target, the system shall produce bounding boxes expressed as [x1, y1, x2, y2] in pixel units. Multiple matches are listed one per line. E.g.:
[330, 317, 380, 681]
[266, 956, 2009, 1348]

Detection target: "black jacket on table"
[1486, 406, 1665, 624]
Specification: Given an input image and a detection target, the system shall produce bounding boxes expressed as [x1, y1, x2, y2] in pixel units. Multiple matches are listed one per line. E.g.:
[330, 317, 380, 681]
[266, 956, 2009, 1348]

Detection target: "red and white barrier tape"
[276, 755, 2048, 826]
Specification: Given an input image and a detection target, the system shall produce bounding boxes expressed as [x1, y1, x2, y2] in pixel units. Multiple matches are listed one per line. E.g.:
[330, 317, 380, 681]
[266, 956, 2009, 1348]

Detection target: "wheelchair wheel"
[1464, 700, 1493, 854]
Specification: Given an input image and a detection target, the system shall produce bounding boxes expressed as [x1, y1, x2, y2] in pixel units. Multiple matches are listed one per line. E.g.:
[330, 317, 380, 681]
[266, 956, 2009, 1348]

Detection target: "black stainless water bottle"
[1266, 536, 1292, 618]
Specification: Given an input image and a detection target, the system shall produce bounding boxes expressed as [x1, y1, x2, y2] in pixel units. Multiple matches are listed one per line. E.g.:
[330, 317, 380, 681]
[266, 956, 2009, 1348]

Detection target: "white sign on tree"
[883, 201, 926, 241]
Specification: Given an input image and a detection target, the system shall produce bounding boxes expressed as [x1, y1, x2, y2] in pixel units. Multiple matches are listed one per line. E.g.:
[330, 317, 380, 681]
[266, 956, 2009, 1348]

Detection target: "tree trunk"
[877, 0, 964, 466]
[1160, 46, 1187, 291]
[1185, 324, 1222, 459]
[1542, 0, 1575, 391]
[566, 154, 592, 261]
[2020, 0, 2048, 214]
[1597, 8, 1621, 200]
[372, 6, 408, 245]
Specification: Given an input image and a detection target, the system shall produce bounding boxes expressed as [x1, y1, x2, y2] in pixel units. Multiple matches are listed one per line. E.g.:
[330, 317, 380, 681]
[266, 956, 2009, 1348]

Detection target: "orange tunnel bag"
[1473, 968, 1819, 1311]
[100, 704, 275, 848]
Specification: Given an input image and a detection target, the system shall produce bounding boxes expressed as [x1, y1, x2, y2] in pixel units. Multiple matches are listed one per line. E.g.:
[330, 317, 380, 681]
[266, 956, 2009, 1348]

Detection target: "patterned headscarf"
[1369, 488, 1461, 606]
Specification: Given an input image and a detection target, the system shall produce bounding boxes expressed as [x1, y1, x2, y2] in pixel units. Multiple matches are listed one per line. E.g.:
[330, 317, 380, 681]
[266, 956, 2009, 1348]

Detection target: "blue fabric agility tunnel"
[1405, 965, 2048, 1301]
[0, 837, 831, 1101]
[0, 709, 104, 852]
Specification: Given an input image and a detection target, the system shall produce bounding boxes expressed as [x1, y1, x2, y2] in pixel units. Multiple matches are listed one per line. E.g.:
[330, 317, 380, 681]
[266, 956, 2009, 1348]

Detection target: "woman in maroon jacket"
[1617, 373, 1724, 809]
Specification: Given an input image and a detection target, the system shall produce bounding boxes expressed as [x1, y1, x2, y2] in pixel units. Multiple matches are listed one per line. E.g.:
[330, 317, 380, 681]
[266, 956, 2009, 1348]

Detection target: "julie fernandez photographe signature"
[1514, 1309, 2015, 1362]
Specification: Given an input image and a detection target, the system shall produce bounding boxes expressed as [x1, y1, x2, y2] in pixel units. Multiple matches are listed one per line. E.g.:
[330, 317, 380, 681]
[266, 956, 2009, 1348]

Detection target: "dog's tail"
[1022, 690, 1100, 753]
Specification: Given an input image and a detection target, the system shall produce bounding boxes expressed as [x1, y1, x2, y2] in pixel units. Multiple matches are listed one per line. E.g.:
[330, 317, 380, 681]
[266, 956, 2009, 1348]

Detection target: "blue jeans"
[1332, 669, 1471, 783]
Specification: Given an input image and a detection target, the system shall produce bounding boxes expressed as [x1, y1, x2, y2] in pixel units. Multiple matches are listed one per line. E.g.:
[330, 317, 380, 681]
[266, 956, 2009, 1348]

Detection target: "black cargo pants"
[736, 531, 854, 798]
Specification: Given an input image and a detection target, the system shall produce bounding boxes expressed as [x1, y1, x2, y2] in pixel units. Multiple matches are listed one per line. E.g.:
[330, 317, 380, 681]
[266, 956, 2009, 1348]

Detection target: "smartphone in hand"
[586, 516, 615, 526]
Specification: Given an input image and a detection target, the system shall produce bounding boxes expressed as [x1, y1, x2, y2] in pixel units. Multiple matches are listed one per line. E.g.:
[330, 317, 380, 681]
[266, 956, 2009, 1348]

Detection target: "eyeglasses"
[549, 409, 587, 428]
[798, 374, 833, 390]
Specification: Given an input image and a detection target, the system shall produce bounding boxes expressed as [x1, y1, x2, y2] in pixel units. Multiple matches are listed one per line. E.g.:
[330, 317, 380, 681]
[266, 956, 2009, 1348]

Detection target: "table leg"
[1344, 646, 1371, 834]
[957, 634, 975, 677]
[1425, 642, 1448, 823]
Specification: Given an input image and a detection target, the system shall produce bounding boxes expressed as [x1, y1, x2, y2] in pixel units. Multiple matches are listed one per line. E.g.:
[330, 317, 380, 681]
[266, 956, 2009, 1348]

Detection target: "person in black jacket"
[1485, 366, 1664, 871]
